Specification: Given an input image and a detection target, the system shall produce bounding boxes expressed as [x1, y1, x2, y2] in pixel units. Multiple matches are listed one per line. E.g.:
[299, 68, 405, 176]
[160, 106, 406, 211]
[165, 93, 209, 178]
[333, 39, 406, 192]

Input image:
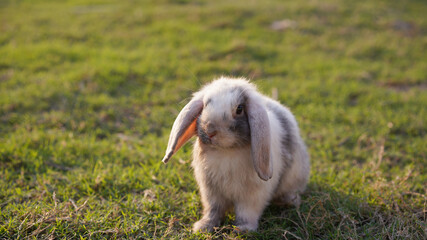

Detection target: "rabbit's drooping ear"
[247, 98, 273, 181]
[162, 99, 203, 163]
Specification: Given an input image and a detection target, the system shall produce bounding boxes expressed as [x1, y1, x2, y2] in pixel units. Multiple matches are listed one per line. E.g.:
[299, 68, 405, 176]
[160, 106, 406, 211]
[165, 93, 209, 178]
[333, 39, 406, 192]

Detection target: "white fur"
[166, 77, 310, 232]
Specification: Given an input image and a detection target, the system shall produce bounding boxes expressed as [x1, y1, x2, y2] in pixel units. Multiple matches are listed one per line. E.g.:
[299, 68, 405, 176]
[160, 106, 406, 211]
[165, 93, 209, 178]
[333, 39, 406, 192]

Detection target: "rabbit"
[162, 77, 310, 232]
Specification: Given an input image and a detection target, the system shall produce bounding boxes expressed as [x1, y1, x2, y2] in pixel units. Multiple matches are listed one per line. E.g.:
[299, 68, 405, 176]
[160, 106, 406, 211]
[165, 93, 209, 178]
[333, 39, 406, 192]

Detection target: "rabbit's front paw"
[193, 219, 219, 232]
[233, 222, 258, 233]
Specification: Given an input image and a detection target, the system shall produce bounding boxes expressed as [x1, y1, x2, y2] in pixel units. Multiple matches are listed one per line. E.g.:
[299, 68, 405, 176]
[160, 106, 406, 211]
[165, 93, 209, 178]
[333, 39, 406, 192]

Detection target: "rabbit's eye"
[236, 104, 244, 115]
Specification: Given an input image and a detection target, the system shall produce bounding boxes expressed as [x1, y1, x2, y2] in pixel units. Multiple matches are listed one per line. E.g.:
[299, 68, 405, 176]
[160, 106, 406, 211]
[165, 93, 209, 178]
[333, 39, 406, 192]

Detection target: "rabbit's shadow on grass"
[206, 182, 419, 239]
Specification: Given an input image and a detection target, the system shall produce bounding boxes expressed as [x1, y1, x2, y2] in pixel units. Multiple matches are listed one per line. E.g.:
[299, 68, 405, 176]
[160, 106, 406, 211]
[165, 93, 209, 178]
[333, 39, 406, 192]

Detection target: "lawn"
[0, 0, 426, 239]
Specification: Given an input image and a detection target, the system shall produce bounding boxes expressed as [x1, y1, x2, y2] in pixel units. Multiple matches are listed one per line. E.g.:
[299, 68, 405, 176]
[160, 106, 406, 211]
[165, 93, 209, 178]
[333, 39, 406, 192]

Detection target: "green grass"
[0, 0, 426, 239]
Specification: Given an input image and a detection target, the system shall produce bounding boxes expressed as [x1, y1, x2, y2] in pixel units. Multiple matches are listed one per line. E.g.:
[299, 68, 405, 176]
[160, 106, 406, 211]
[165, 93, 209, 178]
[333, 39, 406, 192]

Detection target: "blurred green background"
[0, 0, 426, 239]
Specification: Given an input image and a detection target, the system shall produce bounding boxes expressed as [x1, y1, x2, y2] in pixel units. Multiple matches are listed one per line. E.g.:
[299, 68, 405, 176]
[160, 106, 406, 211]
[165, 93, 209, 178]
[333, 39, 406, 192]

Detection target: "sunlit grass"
[0, 0, 426, 239]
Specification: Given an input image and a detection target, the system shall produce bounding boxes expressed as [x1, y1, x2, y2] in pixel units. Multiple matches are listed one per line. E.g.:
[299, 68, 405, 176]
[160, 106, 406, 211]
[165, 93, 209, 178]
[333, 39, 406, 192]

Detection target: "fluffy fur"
[162, 77, 310, 232]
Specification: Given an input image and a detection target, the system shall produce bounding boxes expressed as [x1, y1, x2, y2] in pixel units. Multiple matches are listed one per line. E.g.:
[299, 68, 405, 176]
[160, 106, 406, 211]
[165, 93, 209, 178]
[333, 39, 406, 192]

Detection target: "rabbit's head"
[162, 77, 272, 181]
[195, 79, 252, 148]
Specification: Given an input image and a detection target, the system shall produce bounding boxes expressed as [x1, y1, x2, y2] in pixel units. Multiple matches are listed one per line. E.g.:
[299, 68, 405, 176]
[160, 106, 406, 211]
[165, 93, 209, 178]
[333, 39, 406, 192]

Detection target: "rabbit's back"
[265, 99, 310, 201]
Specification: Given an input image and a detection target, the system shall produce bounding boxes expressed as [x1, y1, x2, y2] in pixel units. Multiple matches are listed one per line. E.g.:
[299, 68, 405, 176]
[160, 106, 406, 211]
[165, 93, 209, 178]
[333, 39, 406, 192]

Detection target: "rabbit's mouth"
[196, 118, 213, 145]
[197, 126, 249, 149]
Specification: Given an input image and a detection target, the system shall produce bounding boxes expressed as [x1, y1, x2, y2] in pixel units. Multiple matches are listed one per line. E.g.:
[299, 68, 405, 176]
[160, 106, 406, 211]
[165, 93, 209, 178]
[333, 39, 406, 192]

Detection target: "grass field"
[0, 0, 426, 239]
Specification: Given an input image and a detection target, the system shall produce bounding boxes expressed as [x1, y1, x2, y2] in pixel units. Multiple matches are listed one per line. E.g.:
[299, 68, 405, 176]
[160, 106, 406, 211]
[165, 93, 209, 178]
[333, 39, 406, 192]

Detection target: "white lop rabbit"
[162, 77, 310, 232]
